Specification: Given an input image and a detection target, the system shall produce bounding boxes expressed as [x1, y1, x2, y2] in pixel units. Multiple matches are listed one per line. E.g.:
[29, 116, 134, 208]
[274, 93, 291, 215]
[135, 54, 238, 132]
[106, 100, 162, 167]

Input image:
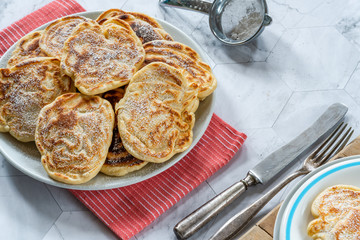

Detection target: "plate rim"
[0, 10, 215, 190]
[273, 154, 360, 240]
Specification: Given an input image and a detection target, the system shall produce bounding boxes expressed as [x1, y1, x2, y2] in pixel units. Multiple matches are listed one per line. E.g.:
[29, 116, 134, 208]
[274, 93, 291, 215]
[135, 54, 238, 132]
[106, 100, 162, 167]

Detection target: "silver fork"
[209, 122, 354, 240]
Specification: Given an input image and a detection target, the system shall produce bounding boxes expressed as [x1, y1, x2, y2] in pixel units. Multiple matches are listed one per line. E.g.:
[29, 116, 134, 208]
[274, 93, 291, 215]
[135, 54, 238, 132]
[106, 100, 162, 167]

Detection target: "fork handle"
[174, 173, 257, 239]
[209, 169, 308, 240]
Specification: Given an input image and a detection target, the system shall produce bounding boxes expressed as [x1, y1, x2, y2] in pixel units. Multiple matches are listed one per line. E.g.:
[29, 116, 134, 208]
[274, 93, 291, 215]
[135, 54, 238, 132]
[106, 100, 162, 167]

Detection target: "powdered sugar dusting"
[308, 185, 360, 239]
[62, 21, 144, 95]
[41, 16, 88, 57]
[0, 58, 73, 141]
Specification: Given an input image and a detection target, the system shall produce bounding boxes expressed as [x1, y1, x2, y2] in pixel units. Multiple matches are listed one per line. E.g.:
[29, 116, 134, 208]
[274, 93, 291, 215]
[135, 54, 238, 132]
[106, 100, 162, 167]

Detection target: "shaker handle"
[159, 0, 212, 14]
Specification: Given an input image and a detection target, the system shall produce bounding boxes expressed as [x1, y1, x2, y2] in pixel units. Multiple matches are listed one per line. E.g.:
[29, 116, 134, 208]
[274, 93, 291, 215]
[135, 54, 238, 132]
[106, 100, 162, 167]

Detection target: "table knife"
[173, 103, 348, 239]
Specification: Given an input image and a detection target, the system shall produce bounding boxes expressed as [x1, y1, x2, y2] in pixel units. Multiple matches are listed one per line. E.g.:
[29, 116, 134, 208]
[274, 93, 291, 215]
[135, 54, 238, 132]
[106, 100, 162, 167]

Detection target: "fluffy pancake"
[116, 62, 199, 163]
[307, 185, 360, 239]
[0, 57, 73, 142]
[7, 31, 48, 67]
[101, 88, 148, 176]
[61, 19, 145, 95]
[40, 16, 89, 58]
[143, 40, 216, 99]
[96, 9, 173, 44]
[35, 93, 114, 184]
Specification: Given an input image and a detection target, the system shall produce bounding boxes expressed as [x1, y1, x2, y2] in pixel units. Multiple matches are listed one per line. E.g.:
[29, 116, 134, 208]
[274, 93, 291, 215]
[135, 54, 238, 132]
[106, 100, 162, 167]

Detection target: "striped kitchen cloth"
[0, 0, 247, 239]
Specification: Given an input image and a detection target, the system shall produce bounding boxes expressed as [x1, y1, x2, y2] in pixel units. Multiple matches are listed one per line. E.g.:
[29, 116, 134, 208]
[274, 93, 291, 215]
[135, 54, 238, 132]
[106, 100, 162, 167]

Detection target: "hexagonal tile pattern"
[213, 62, 292, 129]
[345, 64, 360, 105]
[47, 211, 118, 240]
[190, 17, 285, 64]
[267, 27, 360, 91]
[0, 154, 24, 176]
[296, 0, 356, 28]
[273, 90, 360, 143]
[272, 0, 322, 14]
[42, 226, 63, 240]
[337, 14, 360, 51]
[46, 185, 87, 212]
[266, 0, 319, 29]
[0, 176, 61, 240]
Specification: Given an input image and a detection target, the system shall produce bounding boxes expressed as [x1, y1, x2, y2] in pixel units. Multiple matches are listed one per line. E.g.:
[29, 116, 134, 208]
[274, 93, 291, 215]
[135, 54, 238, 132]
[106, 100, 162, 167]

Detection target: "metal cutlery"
[174, 103, 348, 239]
[210, 122, 353, 240]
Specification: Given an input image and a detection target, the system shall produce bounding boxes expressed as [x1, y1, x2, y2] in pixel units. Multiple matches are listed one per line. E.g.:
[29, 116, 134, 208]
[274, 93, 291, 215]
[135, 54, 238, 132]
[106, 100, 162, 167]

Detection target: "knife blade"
[250, 102, 347, 183]
[173, 103, 348, 239]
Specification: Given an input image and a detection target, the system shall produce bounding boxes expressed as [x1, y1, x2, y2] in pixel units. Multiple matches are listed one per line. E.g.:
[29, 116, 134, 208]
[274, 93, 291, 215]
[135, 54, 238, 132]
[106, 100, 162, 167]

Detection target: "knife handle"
[173, 173, 257, 239]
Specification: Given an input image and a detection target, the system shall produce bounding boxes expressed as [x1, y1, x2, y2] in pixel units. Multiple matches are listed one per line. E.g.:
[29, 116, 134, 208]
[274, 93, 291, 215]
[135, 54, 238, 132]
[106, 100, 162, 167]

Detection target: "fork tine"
[337, 129, 354, 152]
[314, 123, 347, 160]
[309, 122, 344, 158]
[317, 126, 354, 166]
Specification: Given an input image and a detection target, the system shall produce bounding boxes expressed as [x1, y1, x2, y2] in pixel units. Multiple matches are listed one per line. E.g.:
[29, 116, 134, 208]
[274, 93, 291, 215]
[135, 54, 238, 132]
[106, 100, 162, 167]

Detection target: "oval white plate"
[0, 11, 215, 190]
[274, 155, 360, 240]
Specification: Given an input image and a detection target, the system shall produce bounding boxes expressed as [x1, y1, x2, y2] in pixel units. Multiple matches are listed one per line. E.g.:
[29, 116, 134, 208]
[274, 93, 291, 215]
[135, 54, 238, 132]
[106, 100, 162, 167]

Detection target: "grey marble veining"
[1, 0, 360, 240]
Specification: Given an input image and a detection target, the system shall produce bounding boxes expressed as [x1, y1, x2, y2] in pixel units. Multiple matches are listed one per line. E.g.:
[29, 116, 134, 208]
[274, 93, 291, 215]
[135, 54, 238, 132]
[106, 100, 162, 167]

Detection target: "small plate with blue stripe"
[273, 155, 360, 240]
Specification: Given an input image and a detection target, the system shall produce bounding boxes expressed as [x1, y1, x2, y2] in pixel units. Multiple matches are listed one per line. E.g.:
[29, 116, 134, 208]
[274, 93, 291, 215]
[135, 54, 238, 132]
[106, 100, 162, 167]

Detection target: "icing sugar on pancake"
[143, 40, 216, 99]
[116, 62, 199, 163]
[7, 31, 48, 67]
[40, 16, 89, 58]
[101, 88, 148, 177]
[35, 93, 114, 184]
[61, 19, 145, 95]
[0, 57, 73, 142]
[96, 9, 173, 44]
[307, 185, 360, 239]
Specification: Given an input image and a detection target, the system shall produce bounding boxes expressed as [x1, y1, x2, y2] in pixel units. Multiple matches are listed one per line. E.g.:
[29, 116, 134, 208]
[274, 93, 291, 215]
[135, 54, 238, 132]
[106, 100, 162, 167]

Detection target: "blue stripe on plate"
[285, 161, 360, 240]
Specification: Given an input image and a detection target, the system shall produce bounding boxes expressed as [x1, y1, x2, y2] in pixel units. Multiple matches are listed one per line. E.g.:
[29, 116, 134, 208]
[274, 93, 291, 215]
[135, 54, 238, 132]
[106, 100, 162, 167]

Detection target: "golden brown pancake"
[96, 9, 173, 44]
[61, 19, 145, 95]
[35, 93, 114, 184]
[39, 16, 89, 58]
[116, 62, 199, 163]
[143, 40, 216, 99]
[101, 88, 148, 176]
[7, 31, 48, 67]
[0, 57, 74, 142]
[308, 185, 360, 239]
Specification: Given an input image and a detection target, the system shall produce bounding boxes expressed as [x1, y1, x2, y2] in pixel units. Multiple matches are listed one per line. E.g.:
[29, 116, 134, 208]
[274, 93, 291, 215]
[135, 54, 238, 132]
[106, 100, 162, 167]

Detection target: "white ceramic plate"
[0, 11, 215, 190]
[274, 155, 360, 240]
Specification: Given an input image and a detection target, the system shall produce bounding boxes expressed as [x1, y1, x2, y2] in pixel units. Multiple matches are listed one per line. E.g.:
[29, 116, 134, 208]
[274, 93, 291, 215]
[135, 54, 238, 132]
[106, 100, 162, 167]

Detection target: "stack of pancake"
[0, 9, 217, 184]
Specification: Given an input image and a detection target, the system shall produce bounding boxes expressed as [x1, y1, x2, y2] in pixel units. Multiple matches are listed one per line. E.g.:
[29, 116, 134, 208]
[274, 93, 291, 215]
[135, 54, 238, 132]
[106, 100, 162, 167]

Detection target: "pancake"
[96, 9, 173, 44]
[61, 19, 145, 95]
[39, 16, 89, 58]
[307, 185, 360, 239]
[116, 62, 199, 163]
[7, 31, 48, 67]
[143, 40, 216, 99]
[0, 57, 73, 142]
[101, 88, 148, 177]
[35, 93, 114, 184]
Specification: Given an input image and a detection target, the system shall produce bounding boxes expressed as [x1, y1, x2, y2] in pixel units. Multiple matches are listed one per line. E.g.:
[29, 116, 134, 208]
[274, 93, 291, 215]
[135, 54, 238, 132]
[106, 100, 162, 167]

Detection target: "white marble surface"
[1, 0, 360, 239]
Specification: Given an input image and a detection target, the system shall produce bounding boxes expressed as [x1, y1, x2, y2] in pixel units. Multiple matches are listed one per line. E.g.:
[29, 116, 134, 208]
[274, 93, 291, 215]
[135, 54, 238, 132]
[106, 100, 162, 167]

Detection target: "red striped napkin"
[0, 1, 247, 239]
[70, 115, 246, 239]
